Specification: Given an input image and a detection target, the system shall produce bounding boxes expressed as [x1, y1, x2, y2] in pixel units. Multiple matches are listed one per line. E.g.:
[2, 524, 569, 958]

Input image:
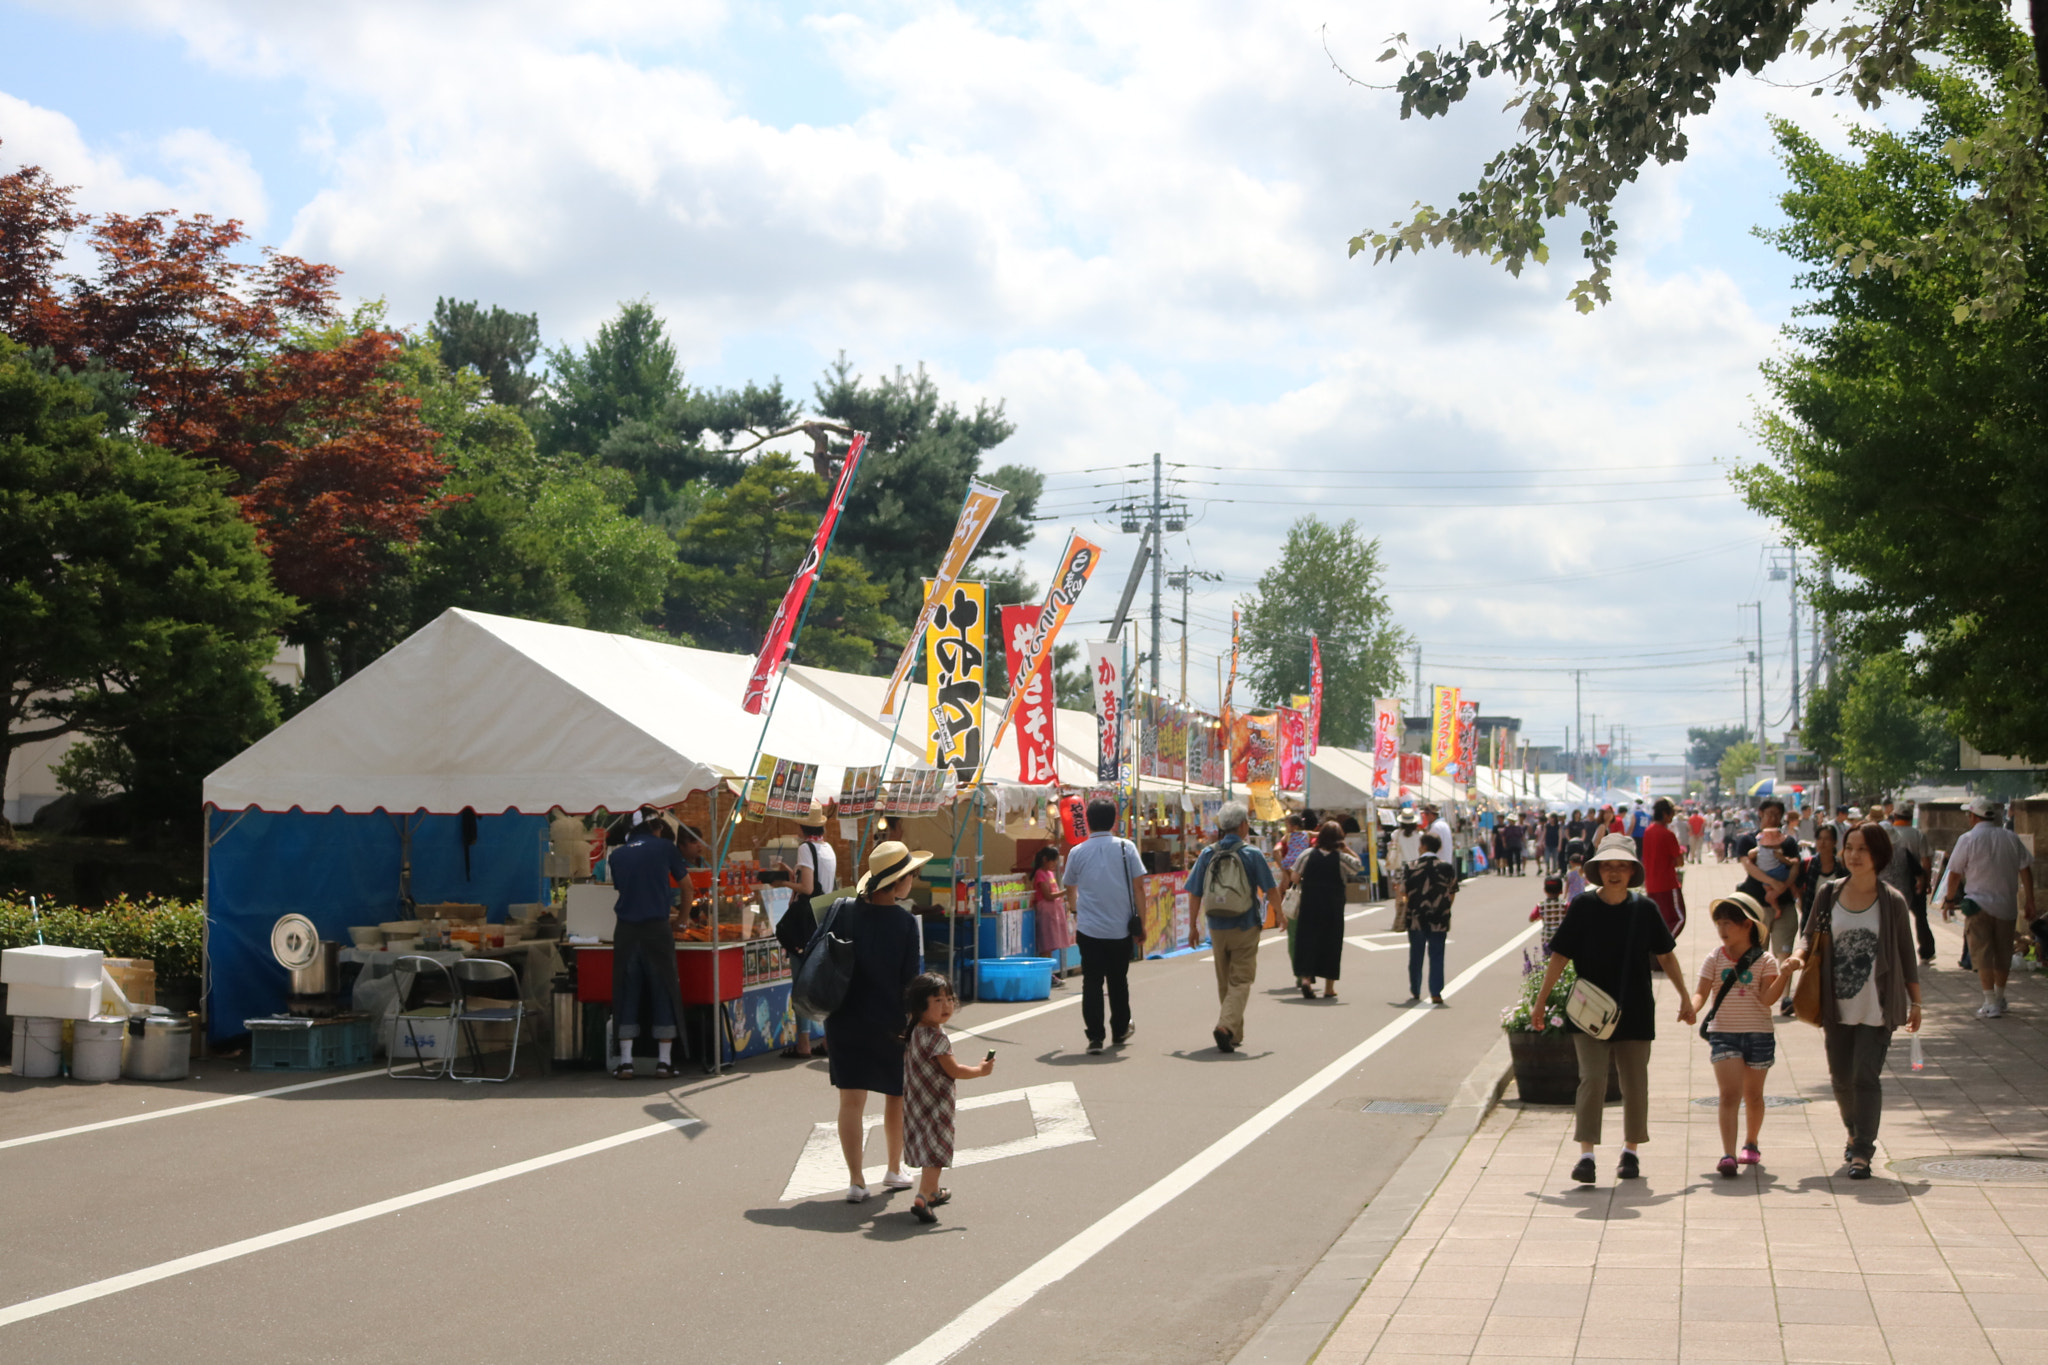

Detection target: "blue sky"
[2, 0, 1891, 765]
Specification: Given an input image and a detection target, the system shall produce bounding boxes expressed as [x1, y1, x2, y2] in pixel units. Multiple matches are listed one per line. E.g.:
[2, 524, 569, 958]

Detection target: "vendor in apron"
[607, 810, 699, 1079]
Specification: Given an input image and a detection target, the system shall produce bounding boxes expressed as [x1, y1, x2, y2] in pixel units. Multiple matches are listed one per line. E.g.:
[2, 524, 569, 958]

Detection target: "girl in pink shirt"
[1690, 895, 1789, 1176]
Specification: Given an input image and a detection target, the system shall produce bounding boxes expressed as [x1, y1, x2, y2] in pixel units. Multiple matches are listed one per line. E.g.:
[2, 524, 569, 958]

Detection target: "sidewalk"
[1315, 860, 2048, 1365]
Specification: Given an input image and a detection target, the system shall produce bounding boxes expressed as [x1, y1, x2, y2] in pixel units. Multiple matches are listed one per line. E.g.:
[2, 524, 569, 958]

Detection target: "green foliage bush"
[0, 895, 203, 979]
[1501, 953, 1577, 1033]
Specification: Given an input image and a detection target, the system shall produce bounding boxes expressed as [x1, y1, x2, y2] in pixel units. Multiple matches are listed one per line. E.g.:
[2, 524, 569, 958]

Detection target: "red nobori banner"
[742, 431, 868, 714]
[1001, 604, 1058, 785]
[1277, 706, 1307, 791]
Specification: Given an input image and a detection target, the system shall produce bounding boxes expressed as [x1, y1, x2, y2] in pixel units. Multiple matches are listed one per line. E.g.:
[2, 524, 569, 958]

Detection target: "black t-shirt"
[1547, 891, 1677, 1040]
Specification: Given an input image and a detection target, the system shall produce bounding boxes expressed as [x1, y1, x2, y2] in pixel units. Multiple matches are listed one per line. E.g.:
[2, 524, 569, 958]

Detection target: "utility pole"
[1412, 644, 1423, 715]
[1149, 452, 1164, 692]
[1167, 566, 1221, 708]
[1572, 670, 1584, 785]
[1788, 545, 1801, 729]
[1755, 599, 1767, 751]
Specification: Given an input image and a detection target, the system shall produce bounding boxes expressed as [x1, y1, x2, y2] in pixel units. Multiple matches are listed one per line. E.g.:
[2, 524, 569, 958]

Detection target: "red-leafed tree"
[0, 152, 448, 686]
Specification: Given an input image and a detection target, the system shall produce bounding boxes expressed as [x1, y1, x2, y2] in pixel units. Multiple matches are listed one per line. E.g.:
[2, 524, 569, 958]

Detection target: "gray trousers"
[1572, 1035, 1652, 1146]
[1823, 1022, 1893, 1160]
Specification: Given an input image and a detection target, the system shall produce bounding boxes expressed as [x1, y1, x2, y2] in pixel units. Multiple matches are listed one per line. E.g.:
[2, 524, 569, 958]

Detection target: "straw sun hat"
[856, 840, 933, 897]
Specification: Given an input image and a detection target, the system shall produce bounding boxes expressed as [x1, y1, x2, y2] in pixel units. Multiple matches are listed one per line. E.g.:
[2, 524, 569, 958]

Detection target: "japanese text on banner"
[983, 533, 1101, 766]
[1085, 640, 1121, 783]
[924, 580, 985, 777]
[1456, 699, 1479, 791]
[1371, 698, 1400, 798]
[881, 480, 1006, 715]
[1001, 604, 1058, 785]
[1277, 706, 1307, 791]
[1430, 685, 1461, 777]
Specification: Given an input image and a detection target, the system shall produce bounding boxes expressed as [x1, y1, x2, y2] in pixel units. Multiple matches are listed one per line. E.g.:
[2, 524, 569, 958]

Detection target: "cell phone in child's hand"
[984, 1049, 996, 1062]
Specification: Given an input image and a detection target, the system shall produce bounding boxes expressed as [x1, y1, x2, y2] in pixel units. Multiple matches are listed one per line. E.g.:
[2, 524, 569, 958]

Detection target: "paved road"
[0, 870, 1547, 1364]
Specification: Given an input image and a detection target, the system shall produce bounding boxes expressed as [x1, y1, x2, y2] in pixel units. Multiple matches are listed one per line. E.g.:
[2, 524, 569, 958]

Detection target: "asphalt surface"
[0, 869, 1546, 1364]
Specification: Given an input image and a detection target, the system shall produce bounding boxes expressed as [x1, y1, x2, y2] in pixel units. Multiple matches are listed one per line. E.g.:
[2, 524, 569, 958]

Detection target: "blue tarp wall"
[205, 807, 548, 1040]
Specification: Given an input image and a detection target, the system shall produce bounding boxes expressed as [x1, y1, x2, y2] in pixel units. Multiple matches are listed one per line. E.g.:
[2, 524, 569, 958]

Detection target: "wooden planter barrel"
[1506, 1028, 1622, 1105]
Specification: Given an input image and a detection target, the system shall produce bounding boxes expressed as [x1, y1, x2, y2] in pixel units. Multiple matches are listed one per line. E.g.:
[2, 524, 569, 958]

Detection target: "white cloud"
[0, 91, 267, 227]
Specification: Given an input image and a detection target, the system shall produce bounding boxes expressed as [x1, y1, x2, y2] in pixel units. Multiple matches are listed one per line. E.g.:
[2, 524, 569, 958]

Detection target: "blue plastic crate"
[247, 1015, 374, 1071]
[974, 957, 1055, 1003]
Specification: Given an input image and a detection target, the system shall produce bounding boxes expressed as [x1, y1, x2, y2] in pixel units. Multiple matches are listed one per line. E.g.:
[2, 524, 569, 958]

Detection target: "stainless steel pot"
[123, 1016, 193, 1081]
[288, 941, 340, 996]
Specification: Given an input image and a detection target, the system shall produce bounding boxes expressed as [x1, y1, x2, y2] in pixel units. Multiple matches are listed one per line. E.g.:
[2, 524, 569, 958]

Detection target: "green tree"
[0, 338, 294, 834]
[670, 454, 896, 670]
[1836, 651, 1955, 796]
[539, 299, 683, 457]
[1357, 2, 2046, 318]
[1718, 739, 1762, 798]
[428, 298, 541, 408]
[1235, 517, 1409, 747]
[1737, 26, 2048, 760]
[1687, 724, 1748, 772]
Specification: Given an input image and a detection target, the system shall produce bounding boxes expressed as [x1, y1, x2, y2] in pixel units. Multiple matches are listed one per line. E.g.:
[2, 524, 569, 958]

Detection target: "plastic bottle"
[1910, 1034, 1924, 1071]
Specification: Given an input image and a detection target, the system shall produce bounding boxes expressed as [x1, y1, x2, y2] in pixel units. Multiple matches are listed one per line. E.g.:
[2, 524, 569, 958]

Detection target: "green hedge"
[0, 895, 204, 979]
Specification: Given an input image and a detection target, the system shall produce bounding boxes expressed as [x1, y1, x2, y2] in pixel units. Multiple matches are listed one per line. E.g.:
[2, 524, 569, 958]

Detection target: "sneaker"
[1986, 1000, 2008, 1018]
[1740, 1143, 1762, 1165]
[845, 1185, 870, 1203]
[1617, 1150, 1641, 1180]
[1718, 1155, 1739, 1177]
[1086, 1040, 1104, 1055]
[1213, 1027, 1236, 1053]
[1571, 1156, 1596, 1185]
[880, 1170, 915, 1190]
[1113, 1023, 1136, 1046]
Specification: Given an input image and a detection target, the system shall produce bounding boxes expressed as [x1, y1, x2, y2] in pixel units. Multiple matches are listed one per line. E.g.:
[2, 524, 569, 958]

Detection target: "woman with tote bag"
[1783, 823, 1922, 1179]
[1530, 834, 1697, 1185]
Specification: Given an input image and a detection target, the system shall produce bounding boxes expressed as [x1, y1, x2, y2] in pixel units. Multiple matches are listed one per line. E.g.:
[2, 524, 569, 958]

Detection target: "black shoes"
[1085, 1040, 1104, 1055]
[1113, 1023, 1136, 1046]
[1571, 1156, 1597, 1184]
[1617, 1151, 1641, 1180]
[1213, 1027, 1235, 1053]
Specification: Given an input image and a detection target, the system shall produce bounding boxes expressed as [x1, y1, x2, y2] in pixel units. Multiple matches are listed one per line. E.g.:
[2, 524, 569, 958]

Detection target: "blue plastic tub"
[974, 956, 1055, 1003]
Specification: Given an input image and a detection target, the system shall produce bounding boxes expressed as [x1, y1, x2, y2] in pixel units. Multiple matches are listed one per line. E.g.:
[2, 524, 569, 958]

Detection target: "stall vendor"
[795, 804, 838, 901]
[607, 811, 701, 1079]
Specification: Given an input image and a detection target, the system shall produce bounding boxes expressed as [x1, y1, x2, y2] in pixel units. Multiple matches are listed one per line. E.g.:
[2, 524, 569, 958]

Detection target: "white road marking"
[0, 1115, 700, 1328]
[948, 994, 1080, 1041]
[1344, 935, 1406, 952]
[883, 920, 1541, 1365]
[0, 1066, 406, 1152]
[779, 1081, 1094, 1201]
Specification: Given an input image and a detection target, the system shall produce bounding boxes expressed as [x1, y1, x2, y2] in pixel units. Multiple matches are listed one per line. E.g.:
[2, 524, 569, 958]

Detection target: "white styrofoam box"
[390, 1015, 457, 1059]
[564, 884, 619, 941]
[2, 945, 104, 989]
[5, 980, 105, 1020]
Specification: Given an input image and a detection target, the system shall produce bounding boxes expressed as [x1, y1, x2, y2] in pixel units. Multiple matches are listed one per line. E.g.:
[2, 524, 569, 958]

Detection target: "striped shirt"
[1697, 947, 1781, 1034]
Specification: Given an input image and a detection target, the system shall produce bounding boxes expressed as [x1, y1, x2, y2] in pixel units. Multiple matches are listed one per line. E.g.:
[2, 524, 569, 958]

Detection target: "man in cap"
[1940, 796, 2036, 1017]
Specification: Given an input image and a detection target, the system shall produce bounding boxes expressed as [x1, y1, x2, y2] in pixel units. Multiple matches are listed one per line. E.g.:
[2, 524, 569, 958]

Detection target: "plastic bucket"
[12, 1016, 62, 1078]
[71, 1018, 127, 1081]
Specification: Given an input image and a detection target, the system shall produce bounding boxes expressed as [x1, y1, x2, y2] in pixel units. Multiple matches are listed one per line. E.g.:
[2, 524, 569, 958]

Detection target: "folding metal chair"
[388, 955, 459, 1079]
[451, 957, 527, 1082]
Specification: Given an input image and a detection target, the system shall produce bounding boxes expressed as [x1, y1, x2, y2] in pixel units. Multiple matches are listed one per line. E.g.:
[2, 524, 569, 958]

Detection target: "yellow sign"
[924, 580, 985, 776]
[882, 481, 1006, 715]
[1430, 685, 1461, 778]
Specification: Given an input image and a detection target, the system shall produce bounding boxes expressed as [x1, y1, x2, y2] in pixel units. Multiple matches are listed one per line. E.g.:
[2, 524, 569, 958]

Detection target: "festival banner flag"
[1457, 699, 1480, 788]
[837, 765, 882, 817]
[924, 580, 985, 777]
[1307, 634, 1324, 755]
[1370, 698, 1400, 798]
[983, 533, 1103, 766]
[1277, 706, 1307, 791]
[742, 754, 777, 822]
[1398, 752, 1424, 787]
[1223, 610, 1240, 722]
[1001, 604, 1058, 785]
[1430, 685, 1461, 777]
[1085, 640, 1122, 782]
[742, 431, 868, 713]
[881, 479, 1007, 716]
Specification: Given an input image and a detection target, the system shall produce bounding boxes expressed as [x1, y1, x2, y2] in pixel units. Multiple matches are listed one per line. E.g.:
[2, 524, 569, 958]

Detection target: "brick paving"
[1318, 858, 2048, 1365]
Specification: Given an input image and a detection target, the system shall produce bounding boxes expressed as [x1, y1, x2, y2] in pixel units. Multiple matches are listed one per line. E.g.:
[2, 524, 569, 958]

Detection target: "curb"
[1228, 1033, 1514, 1365]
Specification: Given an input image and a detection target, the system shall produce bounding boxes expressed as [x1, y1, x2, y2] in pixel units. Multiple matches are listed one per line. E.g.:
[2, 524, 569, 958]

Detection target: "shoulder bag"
[1564, 896, 1646, 1041]
[1123, 838, 1147, 940]
[1791, 881, 1833, 1028]
[1699, 944, 1764, 1040]
[791, 897, 857, 1023]
[1281, 854, 1304, 922]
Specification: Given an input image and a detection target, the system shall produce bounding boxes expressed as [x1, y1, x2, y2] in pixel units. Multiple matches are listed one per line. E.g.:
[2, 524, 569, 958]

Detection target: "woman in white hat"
[827, 840, 933, 1203]
[1531, 833, 1696, 1185]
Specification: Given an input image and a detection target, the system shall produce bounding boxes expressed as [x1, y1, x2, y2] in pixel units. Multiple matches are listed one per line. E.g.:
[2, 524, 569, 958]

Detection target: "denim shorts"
[1707, 1031, 1776, 1068]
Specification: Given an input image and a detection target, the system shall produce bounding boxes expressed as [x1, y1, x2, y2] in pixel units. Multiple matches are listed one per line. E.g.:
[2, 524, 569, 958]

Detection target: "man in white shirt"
[1423, 803, 1454, 866]
[1940, 796, 2037, 1017]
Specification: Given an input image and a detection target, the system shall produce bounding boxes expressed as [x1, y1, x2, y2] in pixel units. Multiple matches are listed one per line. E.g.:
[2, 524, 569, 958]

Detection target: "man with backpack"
[1063, 797, 1147, 1055]
[1185, 800, 1278, 1053]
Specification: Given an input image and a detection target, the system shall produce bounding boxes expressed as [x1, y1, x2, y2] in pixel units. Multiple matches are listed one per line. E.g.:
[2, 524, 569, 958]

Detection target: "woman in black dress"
[827, 841, 929, 1203]
[1291, 821, 1353, 999]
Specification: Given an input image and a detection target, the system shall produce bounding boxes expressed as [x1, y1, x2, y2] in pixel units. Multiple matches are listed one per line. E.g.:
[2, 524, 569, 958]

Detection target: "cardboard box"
[2, 945, 104, 990]
[6, 980, 106, 1020]
[104, 958, 156, 1005]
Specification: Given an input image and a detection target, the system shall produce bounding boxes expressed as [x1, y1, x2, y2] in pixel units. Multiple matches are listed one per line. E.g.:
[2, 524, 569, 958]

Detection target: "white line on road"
[0, 1115, 700, 1328]
[780, 1081, 1095, 1200]
[884, 920, 1541, 1365]
[0, 1066, 403, 1152]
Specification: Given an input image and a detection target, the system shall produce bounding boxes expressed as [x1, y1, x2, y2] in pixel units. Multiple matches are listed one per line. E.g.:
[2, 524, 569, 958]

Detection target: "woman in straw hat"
[1531, 833, 1696, 1185]
[828, 840, 932, 1203]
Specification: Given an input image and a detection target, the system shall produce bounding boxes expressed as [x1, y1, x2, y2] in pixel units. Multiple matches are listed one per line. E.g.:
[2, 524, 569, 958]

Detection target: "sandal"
[654, 1061, 676, 1078]
[1299, 981, 1314, 999]
[779, 1045, 808, 1059]
[928, 1188, 951, 1207]
[1740, 1143, 1761, 1165]
[613, 1063, 635, 1079]
[910, 1195, 938, 1224]
[1848, 1158, 1872, 1180]
[1717, 1155, 1739, 1178]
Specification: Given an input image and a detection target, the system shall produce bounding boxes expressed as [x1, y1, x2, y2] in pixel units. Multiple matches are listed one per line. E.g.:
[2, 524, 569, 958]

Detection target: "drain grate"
[1891, 1155, 2048, 1183]
[1691, 1095, 1811, 1108]
[1360, 1100, 1446, 1115]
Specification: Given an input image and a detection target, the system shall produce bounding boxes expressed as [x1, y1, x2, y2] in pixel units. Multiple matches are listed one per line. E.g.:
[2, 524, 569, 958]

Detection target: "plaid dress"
[902, 1025, 956, 1169]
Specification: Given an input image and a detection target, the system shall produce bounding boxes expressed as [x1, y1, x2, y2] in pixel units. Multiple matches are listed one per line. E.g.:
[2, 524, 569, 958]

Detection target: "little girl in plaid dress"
[902, 972, 994, 1224]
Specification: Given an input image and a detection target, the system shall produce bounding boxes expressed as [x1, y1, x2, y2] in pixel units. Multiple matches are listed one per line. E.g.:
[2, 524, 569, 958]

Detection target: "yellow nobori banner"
[881, 480, 1006, 715]
[925, 579, 986, 777]
[1430, 685, 1461, 778]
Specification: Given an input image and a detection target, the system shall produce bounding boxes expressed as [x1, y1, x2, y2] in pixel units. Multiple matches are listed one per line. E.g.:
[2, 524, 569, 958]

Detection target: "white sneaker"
[880, 1170, 915, 1189]
[1980, 1001, 2007, 1018]
[845, 1185, 870, 1203]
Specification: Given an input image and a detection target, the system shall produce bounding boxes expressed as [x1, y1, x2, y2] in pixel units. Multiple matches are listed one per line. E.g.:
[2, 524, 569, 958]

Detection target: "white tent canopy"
[204, 609, 937, 814]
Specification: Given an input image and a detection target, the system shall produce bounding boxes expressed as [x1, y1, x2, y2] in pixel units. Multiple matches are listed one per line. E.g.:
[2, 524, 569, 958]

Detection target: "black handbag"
[1699, 943, 1763, 1040]
[791, 898, 856, 1023]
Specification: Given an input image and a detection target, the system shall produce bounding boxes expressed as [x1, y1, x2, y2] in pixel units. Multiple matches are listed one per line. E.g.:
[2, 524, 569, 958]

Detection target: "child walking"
[1690, 895, 1787, 1177]
[1529, 875, 1570, 954]
[1564, 854, 1588, 902]
[901, 972, 994, 1224]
